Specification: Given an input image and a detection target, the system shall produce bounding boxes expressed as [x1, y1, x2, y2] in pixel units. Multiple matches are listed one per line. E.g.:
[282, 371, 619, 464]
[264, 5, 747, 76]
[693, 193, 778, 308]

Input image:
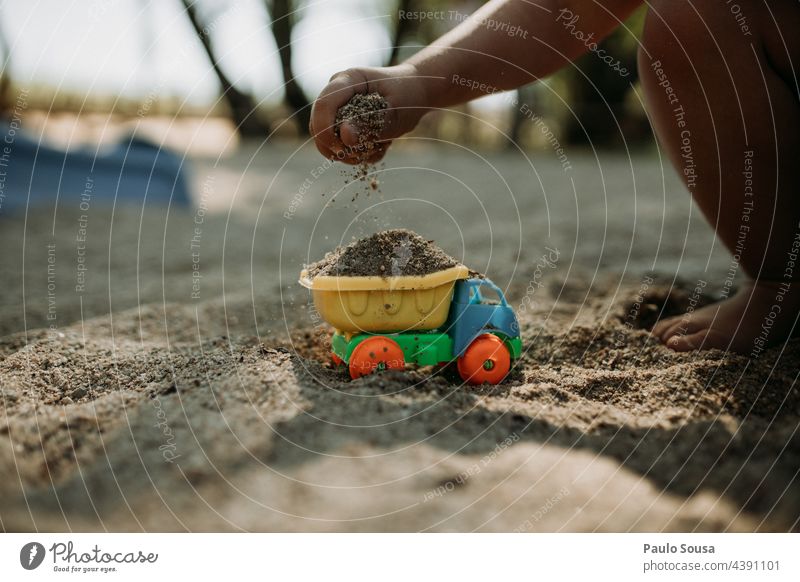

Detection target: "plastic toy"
[299, 264, 522, 384]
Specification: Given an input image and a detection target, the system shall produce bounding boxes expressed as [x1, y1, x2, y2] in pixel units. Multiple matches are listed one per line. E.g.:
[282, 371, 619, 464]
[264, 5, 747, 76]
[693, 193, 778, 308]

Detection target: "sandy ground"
[0, 141, 798, 531]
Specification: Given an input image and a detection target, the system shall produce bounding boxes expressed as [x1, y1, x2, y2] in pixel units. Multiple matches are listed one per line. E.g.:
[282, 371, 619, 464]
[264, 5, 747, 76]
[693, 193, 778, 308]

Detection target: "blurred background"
[0, 0, 722, 338]
[3, 0, 697, 338]
[0, 0, 649, 155]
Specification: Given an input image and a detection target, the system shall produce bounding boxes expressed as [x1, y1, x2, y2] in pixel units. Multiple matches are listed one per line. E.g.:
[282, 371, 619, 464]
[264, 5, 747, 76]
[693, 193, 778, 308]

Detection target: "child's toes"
[665, 331, 704, 351]
[651, 316, 680, 339]
[657, 318, 700, 343]
[665, 328, 728, 352]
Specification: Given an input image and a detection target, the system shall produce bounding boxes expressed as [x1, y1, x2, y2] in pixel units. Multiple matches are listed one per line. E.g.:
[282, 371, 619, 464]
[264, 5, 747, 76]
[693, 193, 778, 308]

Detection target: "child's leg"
[638, 0, 800, 353]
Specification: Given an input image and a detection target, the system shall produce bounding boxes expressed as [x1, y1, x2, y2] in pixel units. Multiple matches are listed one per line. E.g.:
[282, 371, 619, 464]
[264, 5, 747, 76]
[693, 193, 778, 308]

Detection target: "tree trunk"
[507, 85, 534, 148]
[0, 20, 11, 115]
[181, 0, 270, 137]
[269, 0, 311, 135]
[387, 0, 414, 66]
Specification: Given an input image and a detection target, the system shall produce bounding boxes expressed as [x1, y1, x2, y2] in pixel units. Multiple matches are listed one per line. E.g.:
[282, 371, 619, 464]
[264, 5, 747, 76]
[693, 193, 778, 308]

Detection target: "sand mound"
[305, 229, 459, 278]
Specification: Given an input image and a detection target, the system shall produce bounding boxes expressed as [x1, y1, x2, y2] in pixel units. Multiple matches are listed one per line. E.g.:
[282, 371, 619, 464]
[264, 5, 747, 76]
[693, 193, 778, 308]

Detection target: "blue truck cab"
[447, 278, 522, 359]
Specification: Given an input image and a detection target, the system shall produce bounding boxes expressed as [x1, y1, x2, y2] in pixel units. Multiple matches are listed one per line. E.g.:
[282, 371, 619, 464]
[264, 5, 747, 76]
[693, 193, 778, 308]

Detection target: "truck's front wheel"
[457, 334, 511, 385]
[349, 336, 405, 380]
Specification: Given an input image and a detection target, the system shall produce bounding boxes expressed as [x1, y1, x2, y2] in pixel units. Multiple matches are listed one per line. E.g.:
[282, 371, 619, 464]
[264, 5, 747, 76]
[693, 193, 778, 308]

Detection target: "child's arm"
[311, 0, 642, 163]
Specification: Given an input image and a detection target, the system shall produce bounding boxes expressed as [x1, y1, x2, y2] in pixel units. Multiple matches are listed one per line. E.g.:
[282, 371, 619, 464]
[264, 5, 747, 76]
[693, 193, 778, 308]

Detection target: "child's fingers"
[336, 102, 397, 146]
[310, 97, 346, 156]
[314, 138, 339, 162]
[310, 69, 369, 155]
[339, 121, 359, 148]
[309, 115, 339, 160]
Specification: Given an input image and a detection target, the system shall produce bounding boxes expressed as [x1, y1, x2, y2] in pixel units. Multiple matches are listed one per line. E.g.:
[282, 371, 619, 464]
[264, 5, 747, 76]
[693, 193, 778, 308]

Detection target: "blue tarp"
[0, 122, 191, 215]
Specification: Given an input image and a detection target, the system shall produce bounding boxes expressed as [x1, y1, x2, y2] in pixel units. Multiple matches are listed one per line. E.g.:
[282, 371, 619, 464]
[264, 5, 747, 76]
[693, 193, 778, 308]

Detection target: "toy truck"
[299, 265, 522, 384]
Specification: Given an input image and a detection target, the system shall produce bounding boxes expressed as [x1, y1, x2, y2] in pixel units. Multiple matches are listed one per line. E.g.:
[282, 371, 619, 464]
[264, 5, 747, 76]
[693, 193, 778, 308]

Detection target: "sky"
[0, 0, 394, 107]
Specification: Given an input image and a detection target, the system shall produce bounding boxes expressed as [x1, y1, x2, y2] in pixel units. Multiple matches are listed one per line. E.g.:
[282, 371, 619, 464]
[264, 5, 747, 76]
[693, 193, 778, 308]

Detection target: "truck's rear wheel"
[349, 337, 405, 379]
[457, 334, 511, 385]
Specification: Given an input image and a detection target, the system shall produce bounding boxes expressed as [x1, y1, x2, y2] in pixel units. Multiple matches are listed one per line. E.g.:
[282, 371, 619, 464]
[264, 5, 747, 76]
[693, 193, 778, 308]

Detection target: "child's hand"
[310, 64, 428, 164]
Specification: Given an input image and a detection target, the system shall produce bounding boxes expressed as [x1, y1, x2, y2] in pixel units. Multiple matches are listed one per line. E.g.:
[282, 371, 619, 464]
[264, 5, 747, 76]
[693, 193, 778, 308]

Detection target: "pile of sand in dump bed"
[335, 92, 387, 196]
[305, 229, 459, 278]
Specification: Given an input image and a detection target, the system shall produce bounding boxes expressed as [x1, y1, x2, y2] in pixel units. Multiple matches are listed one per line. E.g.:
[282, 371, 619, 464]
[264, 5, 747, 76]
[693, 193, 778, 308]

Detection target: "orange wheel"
[349, 336, 405, 380]
[457, 334, 511, 385]
[331, 353, 343, 366]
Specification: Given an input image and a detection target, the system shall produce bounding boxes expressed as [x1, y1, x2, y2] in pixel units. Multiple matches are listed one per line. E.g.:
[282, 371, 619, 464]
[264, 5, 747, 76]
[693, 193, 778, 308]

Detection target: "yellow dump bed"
[299, 265, 470, 333]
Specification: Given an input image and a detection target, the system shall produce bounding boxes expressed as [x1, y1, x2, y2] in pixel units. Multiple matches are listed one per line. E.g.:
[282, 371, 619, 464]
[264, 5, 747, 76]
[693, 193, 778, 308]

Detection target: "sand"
[304, 229, 459, 278]
[0, 144, 798, 532]
[335, 92, 387, 197]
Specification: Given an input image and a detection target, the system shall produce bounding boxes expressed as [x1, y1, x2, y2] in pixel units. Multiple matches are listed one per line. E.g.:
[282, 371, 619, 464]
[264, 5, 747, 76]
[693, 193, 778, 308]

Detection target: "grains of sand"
[305, 229, 460, 278]
[334, 92, 388, 199]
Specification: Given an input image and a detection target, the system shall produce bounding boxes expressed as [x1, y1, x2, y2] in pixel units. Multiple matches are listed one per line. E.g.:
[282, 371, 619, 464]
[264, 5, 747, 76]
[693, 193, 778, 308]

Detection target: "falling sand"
[335, 92, 388, 199]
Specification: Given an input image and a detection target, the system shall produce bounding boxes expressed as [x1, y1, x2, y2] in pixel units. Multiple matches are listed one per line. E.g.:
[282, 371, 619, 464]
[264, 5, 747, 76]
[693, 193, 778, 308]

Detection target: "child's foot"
[652, 281, 800, 354]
